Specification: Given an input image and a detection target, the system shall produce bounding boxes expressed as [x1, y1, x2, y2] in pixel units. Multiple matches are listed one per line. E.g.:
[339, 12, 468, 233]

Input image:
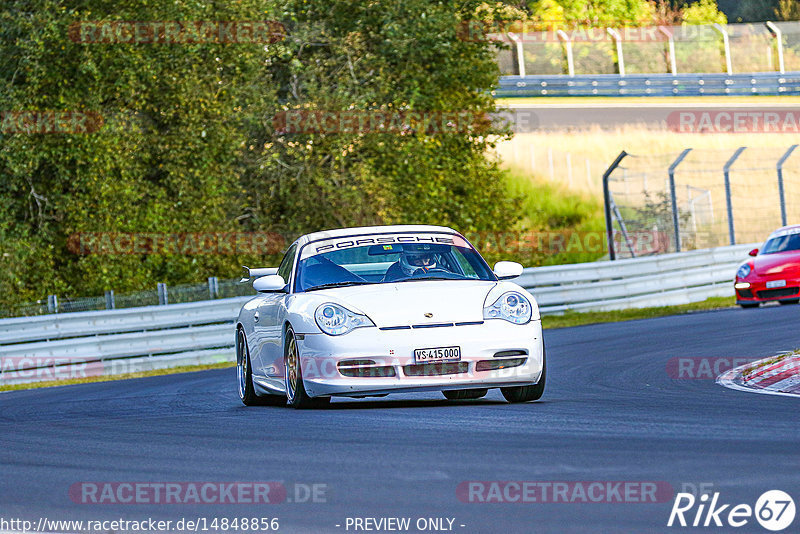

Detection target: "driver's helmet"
[399, 245, 437, 276]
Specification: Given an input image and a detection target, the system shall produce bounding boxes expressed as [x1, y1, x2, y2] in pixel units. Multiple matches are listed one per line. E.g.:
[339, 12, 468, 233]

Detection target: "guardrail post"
[208, 277, 219, 299]
[507, 32, 526, 77]
[668, 149, 692, 252]
[659, 26, 677, 75]
[603, 151, 629, 260]
[157, 283, 169, 306]
[47, 294, 58, 314]
[105, 290, 115, 310]
[776, 144, 797, 227]
[607, 28, 625, 77]
[723, 147, 746, 245]
[712, 23, 732, 75]
[557, 30, 574, 76]
[766, 21, 785, 74]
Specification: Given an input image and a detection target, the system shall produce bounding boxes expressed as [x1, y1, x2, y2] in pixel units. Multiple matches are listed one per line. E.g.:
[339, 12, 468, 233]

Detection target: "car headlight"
[736, 264, 751, 279]
[314, 303, 374, 336]
[483, 291, 532, 324]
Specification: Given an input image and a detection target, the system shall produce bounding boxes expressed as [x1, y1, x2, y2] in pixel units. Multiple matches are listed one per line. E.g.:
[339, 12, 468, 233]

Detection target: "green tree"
[0, 0, 279, 307]
[528, 0, 655, 26]
[243, 0, 521, 238]
[682, 0, 727, 24]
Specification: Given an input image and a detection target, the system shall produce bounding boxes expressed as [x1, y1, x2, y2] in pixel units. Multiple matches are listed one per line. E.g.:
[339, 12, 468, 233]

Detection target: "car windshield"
[295, 232, 495, 292]
[761, 232, 800, 254]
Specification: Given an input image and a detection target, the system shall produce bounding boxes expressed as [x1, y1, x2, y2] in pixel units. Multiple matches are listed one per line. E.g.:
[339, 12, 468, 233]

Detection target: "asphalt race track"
[2, 305, 799, 533]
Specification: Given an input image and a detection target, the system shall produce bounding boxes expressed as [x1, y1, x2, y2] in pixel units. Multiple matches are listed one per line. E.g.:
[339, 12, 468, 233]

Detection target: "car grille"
[379, 321, 484, 331]
[756, 287, 799, 299]
[402, 362, 469, 377]
[337, 360, 396, 378]
[736, 289, 754, 299]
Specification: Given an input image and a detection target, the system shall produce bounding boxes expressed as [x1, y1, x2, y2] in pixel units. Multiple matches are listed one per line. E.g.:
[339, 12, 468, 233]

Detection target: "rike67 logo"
[668, 490, 795, 531]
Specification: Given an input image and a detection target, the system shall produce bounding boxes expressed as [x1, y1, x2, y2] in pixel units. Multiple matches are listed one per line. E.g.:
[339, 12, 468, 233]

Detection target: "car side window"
[277, 244, 297, 284]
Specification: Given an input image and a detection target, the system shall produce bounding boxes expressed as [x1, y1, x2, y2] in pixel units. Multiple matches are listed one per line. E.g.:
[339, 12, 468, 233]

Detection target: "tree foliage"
[0, 0, 520, 307]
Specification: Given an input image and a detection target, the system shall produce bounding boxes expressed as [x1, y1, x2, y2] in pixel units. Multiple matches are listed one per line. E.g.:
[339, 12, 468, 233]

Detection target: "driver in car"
[383, 245, 446, 281]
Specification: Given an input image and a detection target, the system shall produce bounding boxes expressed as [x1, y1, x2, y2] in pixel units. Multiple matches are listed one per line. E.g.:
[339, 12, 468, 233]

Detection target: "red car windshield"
[762, 233, 800, 254]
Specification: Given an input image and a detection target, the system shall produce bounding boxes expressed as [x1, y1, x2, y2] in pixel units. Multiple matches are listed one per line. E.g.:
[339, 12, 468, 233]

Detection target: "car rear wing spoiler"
[240, 266, 279, 283]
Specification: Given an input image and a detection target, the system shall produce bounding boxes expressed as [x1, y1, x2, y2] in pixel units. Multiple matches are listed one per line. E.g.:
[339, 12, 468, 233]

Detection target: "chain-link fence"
[495, 21, 800, 76]
[0, 277, 257, 319]
[603, 146, 800, 259]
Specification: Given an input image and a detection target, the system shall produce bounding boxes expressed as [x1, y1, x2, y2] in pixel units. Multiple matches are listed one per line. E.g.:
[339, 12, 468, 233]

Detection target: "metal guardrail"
[523, 244, 755, 313]
[0, 297, 249, 344]
[0, 244, 754, 384]
[495, 73, 800, 97]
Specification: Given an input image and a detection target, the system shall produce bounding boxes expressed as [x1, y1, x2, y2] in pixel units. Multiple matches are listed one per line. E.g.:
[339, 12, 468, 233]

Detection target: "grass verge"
[473, 169, 606, 266]
[542, 296, 736, 329]
[0, 361, 235, 393]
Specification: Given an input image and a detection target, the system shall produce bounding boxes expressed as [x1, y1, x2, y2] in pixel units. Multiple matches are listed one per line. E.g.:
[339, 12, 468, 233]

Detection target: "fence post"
[586, 158, 591, 186]
[566, 152, 573, 188]
[105, 290, 115, 310]
[208, 276, 219, 299]
[766, 21, 785, 74]
[712, 23, 733, 75]
[157, 283, 168, 305]
[507, 33, 526, 77]
[659, 26, 677, 75]
[607, 28, 625, 77]
[776, 144, 797, 227]
[557, 30, 575, 76]
[668, 148, 692, 252]
[47, 294, 58, 314]
[723, 147, 746, 245]
[603, 151, 629, 260]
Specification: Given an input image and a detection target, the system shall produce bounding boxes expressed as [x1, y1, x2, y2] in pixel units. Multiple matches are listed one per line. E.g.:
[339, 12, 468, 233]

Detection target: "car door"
[252, 243, 296, 389]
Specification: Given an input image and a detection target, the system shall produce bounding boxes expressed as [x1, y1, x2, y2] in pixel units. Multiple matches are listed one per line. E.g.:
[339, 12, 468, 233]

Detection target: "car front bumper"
[296, 319, 544, 398]
[735, 276, 800, 304]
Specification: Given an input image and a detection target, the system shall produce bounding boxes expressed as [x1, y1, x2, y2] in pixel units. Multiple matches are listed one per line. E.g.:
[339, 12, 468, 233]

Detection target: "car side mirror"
[748, 248, 759, 257]
[494, 261, 523, 280]
[253, 274, 287, 293]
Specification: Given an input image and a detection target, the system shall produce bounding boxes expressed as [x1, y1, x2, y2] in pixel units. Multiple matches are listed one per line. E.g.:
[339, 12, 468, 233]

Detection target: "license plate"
[414, 346, 461, 363]
[766, 280, 787, 289]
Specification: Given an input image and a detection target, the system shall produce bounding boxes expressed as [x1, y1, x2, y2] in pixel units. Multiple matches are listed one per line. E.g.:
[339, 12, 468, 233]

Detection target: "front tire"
[443, 389, 488, 400]
[501, 348, 546, 403]
[284, 326, 330, 409]
[739, 303, 759, 309]
[237, 328, 284, 406]
[779, 299, 799, 305]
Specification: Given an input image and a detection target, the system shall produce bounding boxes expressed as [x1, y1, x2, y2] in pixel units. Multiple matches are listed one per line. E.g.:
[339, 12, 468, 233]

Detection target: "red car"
[735, 225, 800, 308]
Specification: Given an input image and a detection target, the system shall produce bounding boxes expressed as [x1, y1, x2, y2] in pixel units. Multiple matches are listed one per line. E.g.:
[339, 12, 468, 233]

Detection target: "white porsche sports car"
[236, 225, 545, 408]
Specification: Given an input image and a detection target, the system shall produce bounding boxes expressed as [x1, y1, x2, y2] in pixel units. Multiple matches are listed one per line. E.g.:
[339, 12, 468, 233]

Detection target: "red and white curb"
[717, 352, 800, 398]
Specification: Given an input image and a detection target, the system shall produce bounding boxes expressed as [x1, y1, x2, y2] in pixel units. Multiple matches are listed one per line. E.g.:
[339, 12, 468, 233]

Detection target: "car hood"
[318, 280, 498, 327]
[753, 251, 800, 276]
